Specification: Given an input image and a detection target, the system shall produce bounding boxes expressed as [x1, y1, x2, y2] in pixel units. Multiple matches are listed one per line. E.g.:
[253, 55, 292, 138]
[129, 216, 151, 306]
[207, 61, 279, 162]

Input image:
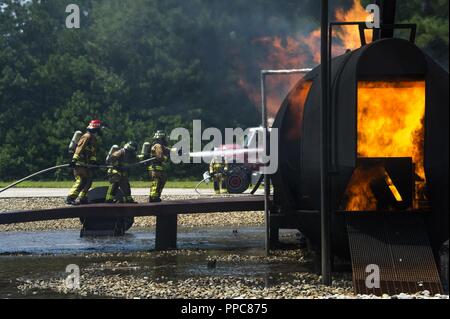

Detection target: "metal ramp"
[346, 212, 443, 296]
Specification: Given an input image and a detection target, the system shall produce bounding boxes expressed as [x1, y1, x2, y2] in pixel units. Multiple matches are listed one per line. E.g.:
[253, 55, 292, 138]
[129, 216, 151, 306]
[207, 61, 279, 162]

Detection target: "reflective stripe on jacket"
[148, 165, 164, 172]
[148, 143, 168, 171]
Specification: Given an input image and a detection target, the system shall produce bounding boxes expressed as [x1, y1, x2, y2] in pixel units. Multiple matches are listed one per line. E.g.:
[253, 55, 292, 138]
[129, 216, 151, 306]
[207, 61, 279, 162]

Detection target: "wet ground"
[0, 227, 317, 299]
[0, 227, 271, 255]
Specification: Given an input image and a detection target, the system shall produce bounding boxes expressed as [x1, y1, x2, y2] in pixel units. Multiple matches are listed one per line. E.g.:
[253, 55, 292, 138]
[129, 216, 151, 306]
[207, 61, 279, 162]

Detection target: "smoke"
[200, 1, 322, 119]
[220, 0, 368, 116]
[92, 0, 366, 123]
[134, 0, 331, 125]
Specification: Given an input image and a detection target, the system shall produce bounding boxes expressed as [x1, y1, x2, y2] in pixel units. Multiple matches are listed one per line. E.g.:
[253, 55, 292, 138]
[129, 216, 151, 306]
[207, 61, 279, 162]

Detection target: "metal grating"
[346, 212, 443, 296]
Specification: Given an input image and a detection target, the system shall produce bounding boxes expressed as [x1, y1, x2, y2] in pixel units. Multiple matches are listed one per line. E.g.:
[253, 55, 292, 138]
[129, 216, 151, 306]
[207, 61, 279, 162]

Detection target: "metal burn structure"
[270, 0, 449, 295]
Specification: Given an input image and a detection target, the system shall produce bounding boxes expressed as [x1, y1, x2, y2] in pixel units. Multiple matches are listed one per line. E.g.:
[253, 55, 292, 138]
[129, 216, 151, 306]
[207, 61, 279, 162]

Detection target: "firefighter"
[147, 131, 169, 203]
[66, 120, 102, 206]
[105, 141, 139, 204]
[209, 153, 228, 195]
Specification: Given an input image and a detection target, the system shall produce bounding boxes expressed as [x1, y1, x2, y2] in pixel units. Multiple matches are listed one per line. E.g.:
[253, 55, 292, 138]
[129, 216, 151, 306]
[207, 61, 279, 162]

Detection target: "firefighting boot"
[76, 197, 89, 205]
[125, 196, 138, 204]
[105, 197, 119, 204]
[65, 197, 77, 206]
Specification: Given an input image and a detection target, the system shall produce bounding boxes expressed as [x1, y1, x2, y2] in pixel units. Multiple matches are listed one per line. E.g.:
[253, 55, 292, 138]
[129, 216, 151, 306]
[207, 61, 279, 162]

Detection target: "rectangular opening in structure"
[344, 80, 427, 212]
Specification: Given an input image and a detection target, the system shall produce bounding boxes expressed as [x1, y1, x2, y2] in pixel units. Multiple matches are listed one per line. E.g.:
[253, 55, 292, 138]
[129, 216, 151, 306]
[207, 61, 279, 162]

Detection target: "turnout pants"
[68, 167, 93, 200]
[212, 173, 226, 195]
[106, 172, 133, 203]
[149, 168, 167, 201]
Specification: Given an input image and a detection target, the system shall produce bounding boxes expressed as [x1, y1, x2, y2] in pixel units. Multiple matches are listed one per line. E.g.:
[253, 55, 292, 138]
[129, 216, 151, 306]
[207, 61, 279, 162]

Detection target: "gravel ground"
[17, 274, 354, 299]
[16, 250, 354, 299]
[0, 195, 264, 232]
[18, 275, 445, 299]
[14, 249, 448, 299]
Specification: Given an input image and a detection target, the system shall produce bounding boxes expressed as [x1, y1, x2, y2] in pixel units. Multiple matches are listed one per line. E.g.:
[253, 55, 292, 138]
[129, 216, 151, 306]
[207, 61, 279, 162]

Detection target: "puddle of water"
[0, 227, 269, 255]
[0, 227, 309, 298]
[0, 255, 94, 299]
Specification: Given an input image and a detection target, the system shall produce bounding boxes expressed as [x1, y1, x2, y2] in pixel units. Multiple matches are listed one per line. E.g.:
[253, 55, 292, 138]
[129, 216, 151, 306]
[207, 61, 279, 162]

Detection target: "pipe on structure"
[261, 69, 313, 75]
[260, 68, 312, 257]
[320, 0, 332, 286]
[261, 72, 270, 257]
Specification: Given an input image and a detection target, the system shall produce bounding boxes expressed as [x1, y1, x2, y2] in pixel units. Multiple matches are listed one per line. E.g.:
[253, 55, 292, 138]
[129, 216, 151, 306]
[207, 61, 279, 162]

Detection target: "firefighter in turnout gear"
[147, 131, 169, 203]
[66, 120, 102, 206]
[105, 141, 139, 204]
[209, 154, 228, 195]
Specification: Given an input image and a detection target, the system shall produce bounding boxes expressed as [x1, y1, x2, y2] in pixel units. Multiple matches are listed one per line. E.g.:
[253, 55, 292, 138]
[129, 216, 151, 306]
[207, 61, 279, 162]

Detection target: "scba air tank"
[68, 131, 83, 154]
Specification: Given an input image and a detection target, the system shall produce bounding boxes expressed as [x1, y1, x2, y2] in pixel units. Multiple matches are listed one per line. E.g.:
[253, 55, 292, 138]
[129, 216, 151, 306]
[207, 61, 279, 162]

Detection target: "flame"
[286, 80, 313, 140]
[384, 170, 403, 202]
[237, 36, 312, 118]
[345, 165, 382, 211]
[345, 165, 404, 211]
[302, 29, 322, 64]
[345, 81, 426, 211]
[357, 81, 426, 179]
[237, 0, 371, 113]
[335, 0, 374, 52]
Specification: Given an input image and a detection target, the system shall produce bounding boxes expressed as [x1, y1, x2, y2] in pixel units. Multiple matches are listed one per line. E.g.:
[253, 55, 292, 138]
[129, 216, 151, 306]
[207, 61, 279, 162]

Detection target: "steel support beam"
[155, 214, 178, 251]
[374, 0, 398, 40]
[320, 0, 332, 286]
[261, 72, 270, 257]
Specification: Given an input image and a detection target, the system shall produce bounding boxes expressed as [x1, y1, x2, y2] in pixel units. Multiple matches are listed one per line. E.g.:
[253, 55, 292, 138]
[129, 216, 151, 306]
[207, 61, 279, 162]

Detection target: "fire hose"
[0, 157, 156, 195]
[194, 177, 210, 195]
[250, 174, 264, 195]
[195, 171, 233, 195]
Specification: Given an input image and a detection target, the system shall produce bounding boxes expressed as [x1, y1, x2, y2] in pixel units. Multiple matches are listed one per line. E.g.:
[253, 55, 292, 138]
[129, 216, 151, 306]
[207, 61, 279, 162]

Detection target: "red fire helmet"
[87, 119, 102, 130]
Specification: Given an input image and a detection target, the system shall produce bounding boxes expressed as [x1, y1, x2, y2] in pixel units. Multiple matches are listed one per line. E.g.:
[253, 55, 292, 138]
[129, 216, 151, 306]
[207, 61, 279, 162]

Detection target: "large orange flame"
[345, 81, 426, 211]
[287, 80, 313, 140]
[335, 0, 374, 52]
[357, 81, 426, 175]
